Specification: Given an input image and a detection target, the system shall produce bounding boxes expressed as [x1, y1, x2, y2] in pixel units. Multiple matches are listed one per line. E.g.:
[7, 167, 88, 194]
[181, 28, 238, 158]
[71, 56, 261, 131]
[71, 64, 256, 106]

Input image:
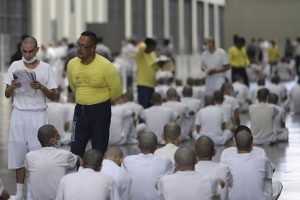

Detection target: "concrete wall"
[224, 0, 300, 54]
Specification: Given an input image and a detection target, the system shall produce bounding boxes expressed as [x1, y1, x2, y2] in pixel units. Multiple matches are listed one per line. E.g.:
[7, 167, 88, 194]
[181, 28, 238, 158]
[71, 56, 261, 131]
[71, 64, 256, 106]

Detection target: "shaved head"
[22, 36, 38, 48]
[38, 124, 57, 146]
[182, 86, 193, 97]
[195, 136, 215, 159]
[204, 95, 215, 106]
[139, 132, 157, 152]
[163, 122, 181, 141]
[174, 147, 196, 170]
[234, 126, 253, 152]
[83, 149, 103, 171]
[167, 88, 178, 99]
[104, 147, 123, 160]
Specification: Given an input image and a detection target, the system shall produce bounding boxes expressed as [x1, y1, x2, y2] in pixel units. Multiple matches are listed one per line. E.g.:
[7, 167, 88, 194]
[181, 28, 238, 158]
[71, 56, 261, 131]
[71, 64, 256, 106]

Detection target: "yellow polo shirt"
[228, 46, 250, 68]
[268, 45, 280, 63]
[135, 43, 157, 88]
[67, 54, 122, 105]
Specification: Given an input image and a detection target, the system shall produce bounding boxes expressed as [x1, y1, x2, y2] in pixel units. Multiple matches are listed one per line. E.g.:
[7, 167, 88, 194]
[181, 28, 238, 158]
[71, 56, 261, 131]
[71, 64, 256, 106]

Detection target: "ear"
[36, 47, 40, 52]
[213, 148, 217, 156]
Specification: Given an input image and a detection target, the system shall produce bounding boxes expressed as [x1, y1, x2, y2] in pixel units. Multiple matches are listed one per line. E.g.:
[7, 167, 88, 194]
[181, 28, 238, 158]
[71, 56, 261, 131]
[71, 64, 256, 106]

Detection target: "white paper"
[13, 70, 36, 94]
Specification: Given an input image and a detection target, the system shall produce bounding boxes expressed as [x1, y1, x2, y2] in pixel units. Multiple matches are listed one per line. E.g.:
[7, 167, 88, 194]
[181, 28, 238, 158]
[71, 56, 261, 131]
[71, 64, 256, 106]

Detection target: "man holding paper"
[4, 36, 57, 200]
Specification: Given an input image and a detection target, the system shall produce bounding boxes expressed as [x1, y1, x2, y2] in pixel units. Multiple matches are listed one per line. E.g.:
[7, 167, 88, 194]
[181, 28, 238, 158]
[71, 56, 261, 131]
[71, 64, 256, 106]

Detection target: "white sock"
[16, 183, 24, 199]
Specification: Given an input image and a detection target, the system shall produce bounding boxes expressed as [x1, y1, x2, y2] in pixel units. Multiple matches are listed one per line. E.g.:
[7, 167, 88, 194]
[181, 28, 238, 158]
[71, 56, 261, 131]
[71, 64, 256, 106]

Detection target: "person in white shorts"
[221, 126, 283, 200]
[55, 149, 120, 200]
[154, 122, 181, 164]
[158, 147, 221, 200]
[25, 124, 79, 200]
[268, 93, 289, 142]
[122, 132, 174, 200]
[201, 37, 230, 96]
[162, 88, 192, 140]
[195, 136, 232, 200]
[101, 147, 132, 200]
[249, 88, 277, 145]
[140, 93, 178, 144]
[4, 36, 57, 200]
[192, 96, 233, 145]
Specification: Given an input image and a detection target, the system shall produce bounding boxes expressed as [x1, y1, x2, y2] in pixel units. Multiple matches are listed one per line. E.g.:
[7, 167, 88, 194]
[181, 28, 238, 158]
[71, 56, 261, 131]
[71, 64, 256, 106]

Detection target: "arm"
[5, 80, 21, 98]
[105, 63, 123, 102]
[31, 80, 56, 101]
[234, 108, 240, 126]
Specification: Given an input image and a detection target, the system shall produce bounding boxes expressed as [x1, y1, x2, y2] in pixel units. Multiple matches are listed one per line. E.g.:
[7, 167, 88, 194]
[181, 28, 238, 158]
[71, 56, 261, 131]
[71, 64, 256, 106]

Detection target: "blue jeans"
[137, 85, 154, 109]
[71, 100, 111, 156]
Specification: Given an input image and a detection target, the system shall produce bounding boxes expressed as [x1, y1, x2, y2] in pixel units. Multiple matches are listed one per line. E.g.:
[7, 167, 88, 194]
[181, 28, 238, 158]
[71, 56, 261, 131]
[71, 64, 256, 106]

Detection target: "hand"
[207, 68, 216, 75]
[11, 79, 21, 89]
[31, 80, 43, 90]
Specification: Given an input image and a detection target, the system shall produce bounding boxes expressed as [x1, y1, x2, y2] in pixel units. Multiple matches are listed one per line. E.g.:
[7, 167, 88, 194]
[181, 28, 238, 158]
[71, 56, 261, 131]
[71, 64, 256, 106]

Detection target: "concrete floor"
[0, 73, 300, 199]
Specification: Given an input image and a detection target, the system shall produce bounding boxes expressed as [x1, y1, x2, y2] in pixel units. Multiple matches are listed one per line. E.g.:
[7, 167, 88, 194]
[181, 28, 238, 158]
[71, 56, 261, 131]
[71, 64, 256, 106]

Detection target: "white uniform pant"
[276, 128, 289, 142]
[8, 109, 47, 169]
[253, 133, 276, 145]
[205, 76, 225, 96]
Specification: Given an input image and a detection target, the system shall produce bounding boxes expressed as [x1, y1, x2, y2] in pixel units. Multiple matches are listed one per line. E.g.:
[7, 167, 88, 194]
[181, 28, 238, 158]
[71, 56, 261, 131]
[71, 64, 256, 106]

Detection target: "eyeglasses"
[76, 42, 93, 49]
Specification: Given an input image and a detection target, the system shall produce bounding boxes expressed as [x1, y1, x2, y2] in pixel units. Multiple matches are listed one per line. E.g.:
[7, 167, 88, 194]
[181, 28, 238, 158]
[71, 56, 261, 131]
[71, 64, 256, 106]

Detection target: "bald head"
[214, 90, 224, 104]
[174, 147, 196, 170]
[195, 136, 215, 160]
[257, 88, 269, 102]
[139, 132, 157, 153]
[83, 149, 103, 171]
[163, 122, 181, 141]
[182, 86, 193, 97]
[38, 124, 58, 146]
[204, 95, 215, 106]
[22, 36, 38, 48]
[268, 93, 278, 105]
[151, 92, 162, 105]
[167, 88, 178, 100]
[104, 147, 123, 165]
[234, 126, 253, 152]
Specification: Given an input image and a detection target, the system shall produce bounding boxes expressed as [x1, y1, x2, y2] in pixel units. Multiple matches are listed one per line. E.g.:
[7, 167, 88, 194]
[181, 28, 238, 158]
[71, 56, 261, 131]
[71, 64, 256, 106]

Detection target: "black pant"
[295, 56, 300, 76]
[231, 67, 249, 87]
[137, 85, 154, 108]
[71, 100, 111, 157]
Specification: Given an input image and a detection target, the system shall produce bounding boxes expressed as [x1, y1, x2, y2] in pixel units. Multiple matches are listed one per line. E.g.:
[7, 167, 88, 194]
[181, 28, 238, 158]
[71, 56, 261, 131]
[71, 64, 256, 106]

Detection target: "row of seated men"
[0, 123, 283, 200]
[46, 76, 299, 148]
[108, 83, 289, 147]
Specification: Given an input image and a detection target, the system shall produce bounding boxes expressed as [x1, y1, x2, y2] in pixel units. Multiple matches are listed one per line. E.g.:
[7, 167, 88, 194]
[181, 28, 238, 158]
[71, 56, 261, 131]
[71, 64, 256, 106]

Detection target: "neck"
[237, 150, 250, 154]
[24, 60, 39, 69]
[81, 54, 96, 65]
[208, 47, 216, 53]
[176, 166, 194, 171]
[198, 157, 212, 161]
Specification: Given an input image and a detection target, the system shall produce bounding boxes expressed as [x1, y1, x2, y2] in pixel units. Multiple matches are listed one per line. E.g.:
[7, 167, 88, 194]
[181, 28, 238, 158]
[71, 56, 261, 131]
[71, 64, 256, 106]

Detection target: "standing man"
[67, 31, 122, 157]
[4, 36, 57, 200]
[228, 37, 250, 86]
[201, 37, 230, 95]
[136, 38, 157, 108]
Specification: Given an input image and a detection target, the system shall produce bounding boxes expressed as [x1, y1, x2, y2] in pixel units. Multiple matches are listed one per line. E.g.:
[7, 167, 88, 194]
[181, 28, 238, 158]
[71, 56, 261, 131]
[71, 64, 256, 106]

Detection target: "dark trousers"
[71, 100, 111, 157]
[231, 67, 249, 87]
[137, 85, 154, 108]
[295, 56, 300, 76]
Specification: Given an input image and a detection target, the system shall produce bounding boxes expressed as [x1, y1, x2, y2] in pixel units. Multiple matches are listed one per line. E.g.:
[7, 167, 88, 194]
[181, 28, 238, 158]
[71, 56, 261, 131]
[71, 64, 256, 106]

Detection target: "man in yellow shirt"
[268, 40, 280, 75]
[228, 37, 250, 86]
[136, 38, 157, 108]
[67, 31, 122, 156]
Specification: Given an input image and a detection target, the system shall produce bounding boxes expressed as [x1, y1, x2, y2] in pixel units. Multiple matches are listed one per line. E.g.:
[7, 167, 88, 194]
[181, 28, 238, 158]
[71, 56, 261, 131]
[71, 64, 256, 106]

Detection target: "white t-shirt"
[222, 153, 273, 200]
[4, 60, 57, 111]
[122, 101, 144, 117]
[266, 83, 286, 103]
[154, 143, 179, 164]
[140, 105, 178, 144]
[290, 84, 300, 114]
[202, 48, 229, 79]
[158, 171, 220, 200]
[46, 102, 69, 137]
[122, 153, 174, 200]
[249, 102, 277, 140]
[248, 85, 265, 104]
[101, 159, 132, 200]
[25, 147, 77, 200]
[224, 95, 239, 111]
[220, 146, 267, 161]
[109, 105, 133, 145]
[233, 81, 249, 108]
[195, 161, 232, 200]
[56, 168, 120, 200]
[195, 105, 225, 136]
[217, 103, 233, 124]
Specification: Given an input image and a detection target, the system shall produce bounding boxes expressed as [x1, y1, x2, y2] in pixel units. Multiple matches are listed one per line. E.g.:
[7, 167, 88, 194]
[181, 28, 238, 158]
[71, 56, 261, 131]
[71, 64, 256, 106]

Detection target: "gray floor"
[1, 74, 300, 199]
